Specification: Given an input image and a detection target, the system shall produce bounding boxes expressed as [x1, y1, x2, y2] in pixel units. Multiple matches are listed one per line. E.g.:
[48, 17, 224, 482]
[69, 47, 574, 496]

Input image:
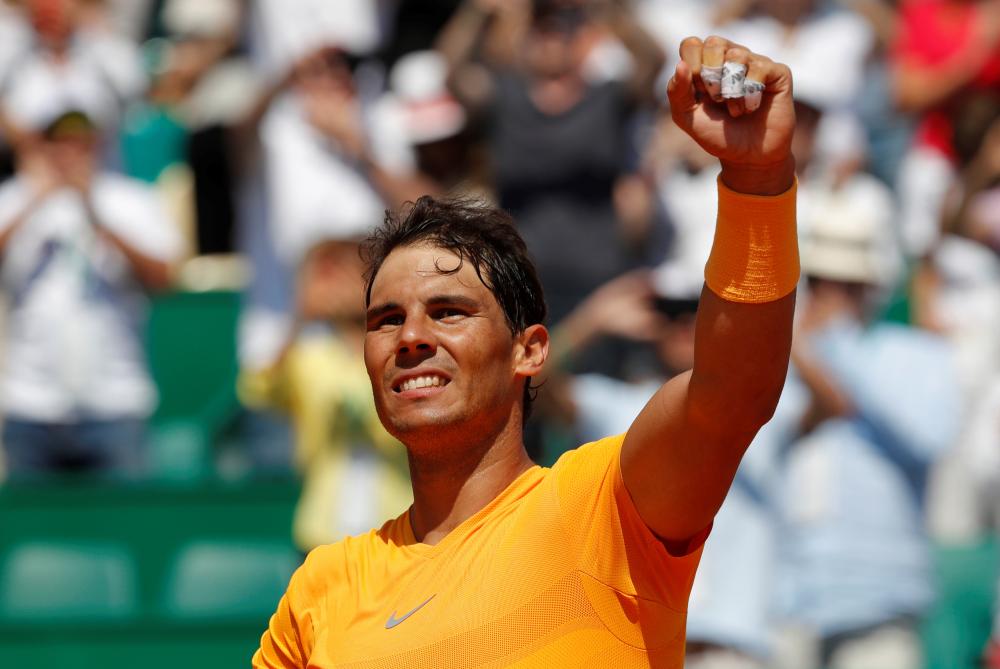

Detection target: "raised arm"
[592, 0, 666, 104]
[436, 0, 521, 112]
[621, 36, 797, 544]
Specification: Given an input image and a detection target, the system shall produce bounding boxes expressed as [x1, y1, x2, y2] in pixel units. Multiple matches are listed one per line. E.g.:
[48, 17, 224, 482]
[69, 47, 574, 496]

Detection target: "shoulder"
[551, 434, 626, 476]
[290, 542, 350, 605]
[94, 173, 161, 202]
[287, 532, 377, 609]
[92, 174, 172, 223]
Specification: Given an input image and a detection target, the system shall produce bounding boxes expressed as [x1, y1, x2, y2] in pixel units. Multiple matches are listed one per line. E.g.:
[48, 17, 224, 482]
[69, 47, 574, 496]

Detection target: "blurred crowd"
[0, 0, 998, 667]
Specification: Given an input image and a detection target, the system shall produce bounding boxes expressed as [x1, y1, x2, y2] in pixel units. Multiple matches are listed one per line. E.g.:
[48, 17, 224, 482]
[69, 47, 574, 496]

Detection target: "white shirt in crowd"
[0, 175, 181, 422]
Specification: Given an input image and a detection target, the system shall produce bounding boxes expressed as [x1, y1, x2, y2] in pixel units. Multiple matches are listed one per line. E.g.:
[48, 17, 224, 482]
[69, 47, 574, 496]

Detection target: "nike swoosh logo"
[385, 594, 435, 629]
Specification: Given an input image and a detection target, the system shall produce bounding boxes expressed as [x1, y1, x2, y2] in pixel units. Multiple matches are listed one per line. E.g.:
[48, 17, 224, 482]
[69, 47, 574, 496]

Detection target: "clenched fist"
[667, 35, 795, 196]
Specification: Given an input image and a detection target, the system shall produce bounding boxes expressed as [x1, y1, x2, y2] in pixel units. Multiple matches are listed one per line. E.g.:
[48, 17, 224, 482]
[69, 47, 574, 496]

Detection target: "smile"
[394, 375, 450, 393]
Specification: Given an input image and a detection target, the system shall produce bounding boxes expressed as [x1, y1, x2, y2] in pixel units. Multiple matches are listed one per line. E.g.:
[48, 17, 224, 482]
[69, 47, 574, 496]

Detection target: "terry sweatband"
[704, 177, 799, 303]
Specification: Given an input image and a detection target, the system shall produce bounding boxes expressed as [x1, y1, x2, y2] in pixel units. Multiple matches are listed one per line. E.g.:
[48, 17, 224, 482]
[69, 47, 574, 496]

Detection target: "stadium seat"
[161, 540, 299, 620]
[148, 419, 212, 483]
[923, 538, 999, 669]
[0, 541, 138, 622]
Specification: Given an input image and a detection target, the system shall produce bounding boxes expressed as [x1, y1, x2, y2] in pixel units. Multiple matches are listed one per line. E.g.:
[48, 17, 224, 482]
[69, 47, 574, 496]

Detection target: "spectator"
[912, 95, 1000, 541]
[891, 0, 1000, 257]
[306, 49, 483, 210]
[437, 0, 666, 326]
[239, 237, 411, 552]
[773, 203, 961, 669]
[0, 109, 181, 480]
[256, 45, 413, 265]
[119, 0, 247, 256]
[0, 0, 146, 143]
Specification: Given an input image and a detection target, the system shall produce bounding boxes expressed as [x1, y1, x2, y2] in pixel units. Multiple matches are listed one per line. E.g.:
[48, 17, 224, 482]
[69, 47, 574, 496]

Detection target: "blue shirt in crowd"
[777, 319, 960, 637]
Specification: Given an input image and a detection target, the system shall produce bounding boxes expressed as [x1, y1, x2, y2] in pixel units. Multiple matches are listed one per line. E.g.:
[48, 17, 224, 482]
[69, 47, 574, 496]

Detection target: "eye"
[369, 313, 404, 330]
[433, 307, 467, 321]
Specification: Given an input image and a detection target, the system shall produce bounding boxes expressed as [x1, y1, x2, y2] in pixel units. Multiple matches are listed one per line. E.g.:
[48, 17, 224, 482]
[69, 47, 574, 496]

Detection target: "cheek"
[363, 338, 386, 386]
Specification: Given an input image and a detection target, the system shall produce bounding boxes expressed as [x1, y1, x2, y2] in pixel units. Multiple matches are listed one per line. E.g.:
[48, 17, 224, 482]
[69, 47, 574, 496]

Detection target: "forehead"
[369, 244, 496, 304]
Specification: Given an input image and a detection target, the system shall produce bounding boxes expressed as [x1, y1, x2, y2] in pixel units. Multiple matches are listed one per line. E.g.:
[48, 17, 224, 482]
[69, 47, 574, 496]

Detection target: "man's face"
[364, 244, 528, 451]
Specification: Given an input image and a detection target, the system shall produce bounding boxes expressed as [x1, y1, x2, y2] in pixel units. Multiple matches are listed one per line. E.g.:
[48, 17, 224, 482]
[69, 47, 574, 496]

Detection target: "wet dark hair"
[362, 196, 548, 420]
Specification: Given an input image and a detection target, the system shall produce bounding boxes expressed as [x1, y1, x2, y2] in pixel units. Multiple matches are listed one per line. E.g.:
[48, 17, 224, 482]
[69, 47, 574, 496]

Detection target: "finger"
[743, 55, 793, 114]
[701, 35, 727, 101]
[666, 58, 697, 121]
[678, 36, 707, 96]
[719, 45, 751, 117]
[743, 55, 771, 113]
[721, 45, 750, 98]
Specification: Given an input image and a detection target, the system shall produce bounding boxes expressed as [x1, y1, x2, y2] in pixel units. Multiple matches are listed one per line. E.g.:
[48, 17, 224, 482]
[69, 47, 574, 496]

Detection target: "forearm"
[943, 161, 999, 239]
[690, 290, 794, 434]
[0, 194, 47, 255]
[547, 306, 609, 371]
[603, 7, 667, 101]
[892, 54, 988, 113]
[691, 165, 797, 427]
[814, 330, 958, 465]
[81, 199, 173, 291]
[362, 159, 444, 212]
[436, 3, 493, 73]
[790, 342, 855, 433]
[97, 225, 173, 291]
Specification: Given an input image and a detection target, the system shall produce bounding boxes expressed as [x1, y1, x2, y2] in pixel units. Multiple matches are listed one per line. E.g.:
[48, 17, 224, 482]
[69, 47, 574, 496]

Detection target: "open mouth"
[393, 374, 451, 393]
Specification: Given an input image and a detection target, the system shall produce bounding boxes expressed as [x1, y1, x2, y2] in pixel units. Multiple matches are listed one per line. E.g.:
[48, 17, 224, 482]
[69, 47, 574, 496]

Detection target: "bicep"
[620, 290, 794, 543]
[621, 371, 749, 543]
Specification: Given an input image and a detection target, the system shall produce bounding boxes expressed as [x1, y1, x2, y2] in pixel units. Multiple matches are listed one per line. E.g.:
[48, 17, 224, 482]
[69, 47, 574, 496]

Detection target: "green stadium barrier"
[146, 290, 243, 481]
[923, 537, 999, 669]
[0, 541, 138, 623]
[0, 481, 299, 669]
[162, 540, 300, 621]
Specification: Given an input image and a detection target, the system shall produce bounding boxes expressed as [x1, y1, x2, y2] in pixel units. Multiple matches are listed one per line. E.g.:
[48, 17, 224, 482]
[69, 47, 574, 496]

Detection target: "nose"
[396, 314, 437, 357]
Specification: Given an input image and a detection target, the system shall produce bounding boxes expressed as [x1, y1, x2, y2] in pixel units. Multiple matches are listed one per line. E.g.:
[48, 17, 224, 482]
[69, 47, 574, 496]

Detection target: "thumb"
[667, 59, 698, 124]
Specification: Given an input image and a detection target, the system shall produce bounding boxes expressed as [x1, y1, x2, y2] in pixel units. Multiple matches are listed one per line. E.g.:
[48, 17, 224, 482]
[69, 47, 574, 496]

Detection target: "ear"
[514, 323, 549, 378]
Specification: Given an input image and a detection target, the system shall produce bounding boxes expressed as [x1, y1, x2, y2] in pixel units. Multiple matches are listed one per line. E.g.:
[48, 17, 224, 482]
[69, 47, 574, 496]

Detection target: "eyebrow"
[426, 294, 480, 310]
[366, 302, 400, 321]
[366, 294, 481, 321]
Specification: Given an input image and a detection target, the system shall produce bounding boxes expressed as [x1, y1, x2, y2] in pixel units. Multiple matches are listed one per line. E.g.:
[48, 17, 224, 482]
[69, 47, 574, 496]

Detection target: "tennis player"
[253, 35, 798, 668]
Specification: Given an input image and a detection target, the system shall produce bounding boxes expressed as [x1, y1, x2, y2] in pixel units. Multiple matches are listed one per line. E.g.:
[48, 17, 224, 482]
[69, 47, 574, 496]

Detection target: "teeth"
[399, 375, 447, 392]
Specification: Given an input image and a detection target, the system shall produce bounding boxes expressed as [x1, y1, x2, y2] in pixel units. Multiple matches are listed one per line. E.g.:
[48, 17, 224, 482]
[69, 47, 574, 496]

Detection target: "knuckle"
[680, 35, 703, 50]
[704, 35, 727, 48]
[726, 46, 751, 60]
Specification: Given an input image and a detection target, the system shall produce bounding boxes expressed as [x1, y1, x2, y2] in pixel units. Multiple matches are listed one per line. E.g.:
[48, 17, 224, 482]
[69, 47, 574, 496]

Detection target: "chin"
[379, 405, 464, 444]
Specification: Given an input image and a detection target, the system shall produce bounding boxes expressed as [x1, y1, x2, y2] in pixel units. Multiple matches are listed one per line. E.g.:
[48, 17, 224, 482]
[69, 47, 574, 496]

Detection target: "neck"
[405, 411, 535, 546]
[530, 74, 584, 115]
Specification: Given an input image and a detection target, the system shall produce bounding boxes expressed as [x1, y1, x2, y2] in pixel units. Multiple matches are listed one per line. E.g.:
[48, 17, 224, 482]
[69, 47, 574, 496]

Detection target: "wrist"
[705, 175, 799, 303]
[720, 156, 795, 196]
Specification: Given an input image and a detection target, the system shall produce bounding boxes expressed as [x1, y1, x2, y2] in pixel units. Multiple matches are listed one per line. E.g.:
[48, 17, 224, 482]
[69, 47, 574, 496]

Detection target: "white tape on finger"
[701, 64, 722, 100]
[743, 78, 764, 112]
[721, 61, 747, 99]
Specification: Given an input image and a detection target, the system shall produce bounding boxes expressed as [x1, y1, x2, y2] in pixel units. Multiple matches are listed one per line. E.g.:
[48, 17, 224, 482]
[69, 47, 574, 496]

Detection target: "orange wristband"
[704, 177, 799, 303]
